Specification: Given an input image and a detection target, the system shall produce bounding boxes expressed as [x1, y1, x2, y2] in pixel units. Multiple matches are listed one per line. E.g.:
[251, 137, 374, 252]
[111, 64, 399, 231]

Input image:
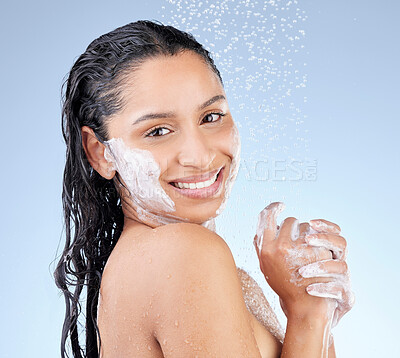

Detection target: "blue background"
[0, 0, 398, 356]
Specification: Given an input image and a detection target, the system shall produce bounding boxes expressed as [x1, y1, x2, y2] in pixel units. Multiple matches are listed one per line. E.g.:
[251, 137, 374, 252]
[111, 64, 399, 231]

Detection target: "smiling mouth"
[168, 167, 225, 198]
[169, 169, 220, 189]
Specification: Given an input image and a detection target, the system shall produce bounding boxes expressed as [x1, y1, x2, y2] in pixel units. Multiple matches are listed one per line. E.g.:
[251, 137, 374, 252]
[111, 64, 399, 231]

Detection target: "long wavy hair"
[53, 20, 223, 358]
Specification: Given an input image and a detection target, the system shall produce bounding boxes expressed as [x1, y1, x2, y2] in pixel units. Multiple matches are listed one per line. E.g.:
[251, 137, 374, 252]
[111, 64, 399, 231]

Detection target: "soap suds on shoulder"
[237, 266, 285, 343]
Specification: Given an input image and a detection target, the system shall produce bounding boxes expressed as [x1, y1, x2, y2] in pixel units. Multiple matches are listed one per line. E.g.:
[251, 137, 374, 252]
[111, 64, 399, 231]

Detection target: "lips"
[169, 167, 222, 184]
[168, 167, 225, 199]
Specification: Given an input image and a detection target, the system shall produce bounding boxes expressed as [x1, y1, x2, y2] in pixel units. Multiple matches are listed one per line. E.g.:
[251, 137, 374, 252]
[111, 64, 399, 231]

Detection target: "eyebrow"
[132, 95, 226, 126]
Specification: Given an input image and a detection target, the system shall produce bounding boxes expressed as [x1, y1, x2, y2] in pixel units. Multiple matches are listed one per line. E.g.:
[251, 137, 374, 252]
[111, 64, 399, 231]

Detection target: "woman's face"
[105, 50, 240, 227]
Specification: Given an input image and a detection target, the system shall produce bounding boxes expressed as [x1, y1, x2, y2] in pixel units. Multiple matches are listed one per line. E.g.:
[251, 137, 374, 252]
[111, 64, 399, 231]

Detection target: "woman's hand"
[253, 202, 354, 325]
[300, 219, 355, 328]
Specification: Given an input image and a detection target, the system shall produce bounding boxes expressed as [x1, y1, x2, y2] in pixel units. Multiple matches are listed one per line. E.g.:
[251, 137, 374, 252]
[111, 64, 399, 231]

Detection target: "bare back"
[97, 223, 282, 357]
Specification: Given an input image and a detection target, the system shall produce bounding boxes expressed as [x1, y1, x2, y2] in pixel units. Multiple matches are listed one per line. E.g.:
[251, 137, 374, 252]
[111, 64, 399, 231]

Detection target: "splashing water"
[158, 0, 311, 331]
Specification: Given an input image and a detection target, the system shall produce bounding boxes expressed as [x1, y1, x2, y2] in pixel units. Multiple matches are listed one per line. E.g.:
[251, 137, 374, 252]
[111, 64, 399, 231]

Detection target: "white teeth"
[196, 181, 205, 189]
[172, 172, 219, 190]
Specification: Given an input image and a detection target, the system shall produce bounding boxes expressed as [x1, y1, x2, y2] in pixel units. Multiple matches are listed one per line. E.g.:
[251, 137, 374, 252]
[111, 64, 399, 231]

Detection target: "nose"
[177, 129, 216, 170]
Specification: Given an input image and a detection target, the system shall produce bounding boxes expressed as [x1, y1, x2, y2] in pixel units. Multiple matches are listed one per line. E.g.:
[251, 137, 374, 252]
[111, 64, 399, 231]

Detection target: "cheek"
[213, 122, 241, 161]
[230, 124, 241, 160]
[214, 125, 241, 216]
[149, 147, 176, 180]
[104, 137, 175, 212]
[223, 124, 241, 169]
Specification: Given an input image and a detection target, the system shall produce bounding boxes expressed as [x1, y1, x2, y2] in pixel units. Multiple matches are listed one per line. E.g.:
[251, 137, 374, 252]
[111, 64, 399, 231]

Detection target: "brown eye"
[202, 113, 225, 124]
[146, 127, 171, 137]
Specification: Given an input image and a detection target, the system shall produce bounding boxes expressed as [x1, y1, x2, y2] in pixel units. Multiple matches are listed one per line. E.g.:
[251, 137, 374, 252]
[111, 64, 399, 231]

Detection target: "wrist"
[289, 312, 329, 327]
[283, 312, 333, 357]
[285, 303, 332, 327]
[284, 296, 336, 323]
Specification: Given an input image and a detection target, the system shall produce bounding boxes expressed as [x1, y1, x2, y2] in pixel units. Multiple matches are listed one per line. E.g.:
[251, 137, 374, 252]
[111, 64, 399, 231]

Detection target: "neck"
[121, 204, 217, 232]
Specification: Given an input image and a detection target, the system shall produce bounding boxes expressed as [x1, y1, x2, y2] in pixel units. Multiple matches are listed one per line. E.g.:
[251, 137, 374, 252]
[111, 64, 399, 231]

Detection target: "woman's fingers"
[285, 244, 333, 269]
[298, 259, 348, 279]
[306, 281, 344, 300]
[254, 202, 285, 253]
[309, 219, 341, 234]
[306, 278, 355, 328]
[305, 233, 347, 260]
[277, 216, 300, 242]
[298, 222, 311, 239]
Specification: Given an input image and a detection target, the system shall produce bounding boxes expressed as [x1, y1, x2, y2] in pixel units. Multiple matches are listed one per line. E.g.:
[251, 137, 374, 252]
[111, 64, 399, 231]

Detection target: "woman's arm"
[253, 202, 351, 357]
[237, 268, 337, 357]
[283, 309, 334, 357]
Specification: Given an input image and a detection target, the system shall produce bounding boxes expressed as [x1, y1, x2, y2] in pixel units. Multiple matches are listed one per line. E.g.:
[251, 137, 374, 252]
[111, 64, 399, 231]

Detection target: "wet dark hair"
[53, 20, 223, 358]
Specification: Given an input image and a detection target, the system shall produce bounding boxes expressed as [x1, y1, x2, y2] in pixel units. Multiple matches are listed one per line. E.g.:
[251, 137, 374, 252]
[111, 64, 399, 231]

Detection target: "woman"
[54, 20, 354, 357]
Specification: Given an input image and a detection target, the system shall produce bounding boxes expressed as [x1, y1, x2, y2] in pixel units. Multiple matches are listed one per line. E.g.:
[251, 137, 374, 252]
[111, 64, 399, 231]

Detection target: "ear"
[81, 126, 116, 180]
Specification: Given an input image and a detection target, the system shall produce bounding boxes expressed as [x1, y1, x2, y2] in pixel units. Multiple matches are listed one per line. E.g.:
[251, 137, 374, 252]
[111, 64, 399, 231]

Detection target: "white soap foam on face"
[104, 137, 222, 229]
[104, 138, 183, 226]
[216, 125, 241, 216]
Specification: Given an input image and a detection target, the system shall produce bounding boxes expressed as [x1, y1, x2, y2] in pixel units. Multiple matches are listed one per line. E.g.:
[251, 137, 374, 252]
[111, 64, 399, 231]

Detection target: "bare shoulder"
[145, 222, 241, 308]
[99, 223, 292, 356]
[104, 222, 262, 357]
[98, 223, 236, 353]
[152, 222, 231, 251]
[150, 223, 262, 356]
[100, 222, 236, 315]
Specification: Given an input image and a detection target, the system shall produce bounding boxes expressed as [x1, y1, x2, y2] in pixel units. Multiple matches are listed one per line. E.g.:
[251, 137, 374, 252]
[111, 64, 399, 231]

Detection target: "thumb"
[254, 202, 285, 253]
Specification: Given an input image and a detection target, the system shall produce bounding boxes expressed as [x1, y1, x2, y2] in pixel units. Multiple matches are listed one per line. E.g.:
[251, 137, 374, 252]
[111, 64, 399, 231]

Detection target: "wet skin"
[88, 50, 239, 228]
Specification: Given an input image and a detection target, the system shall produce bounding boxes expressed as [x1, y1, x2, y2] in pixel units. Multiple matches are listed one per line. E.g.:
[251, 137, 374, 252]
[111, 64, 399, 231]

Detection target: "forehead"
[122, 51, 224, 111]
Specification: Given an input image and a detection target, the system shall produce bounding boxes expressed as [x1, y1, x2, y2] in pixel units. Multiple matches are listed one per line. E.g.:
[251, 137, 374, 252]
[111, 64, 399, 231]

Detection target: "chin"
[159, 165, 230, 224]
[170, 200, 223, 224]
